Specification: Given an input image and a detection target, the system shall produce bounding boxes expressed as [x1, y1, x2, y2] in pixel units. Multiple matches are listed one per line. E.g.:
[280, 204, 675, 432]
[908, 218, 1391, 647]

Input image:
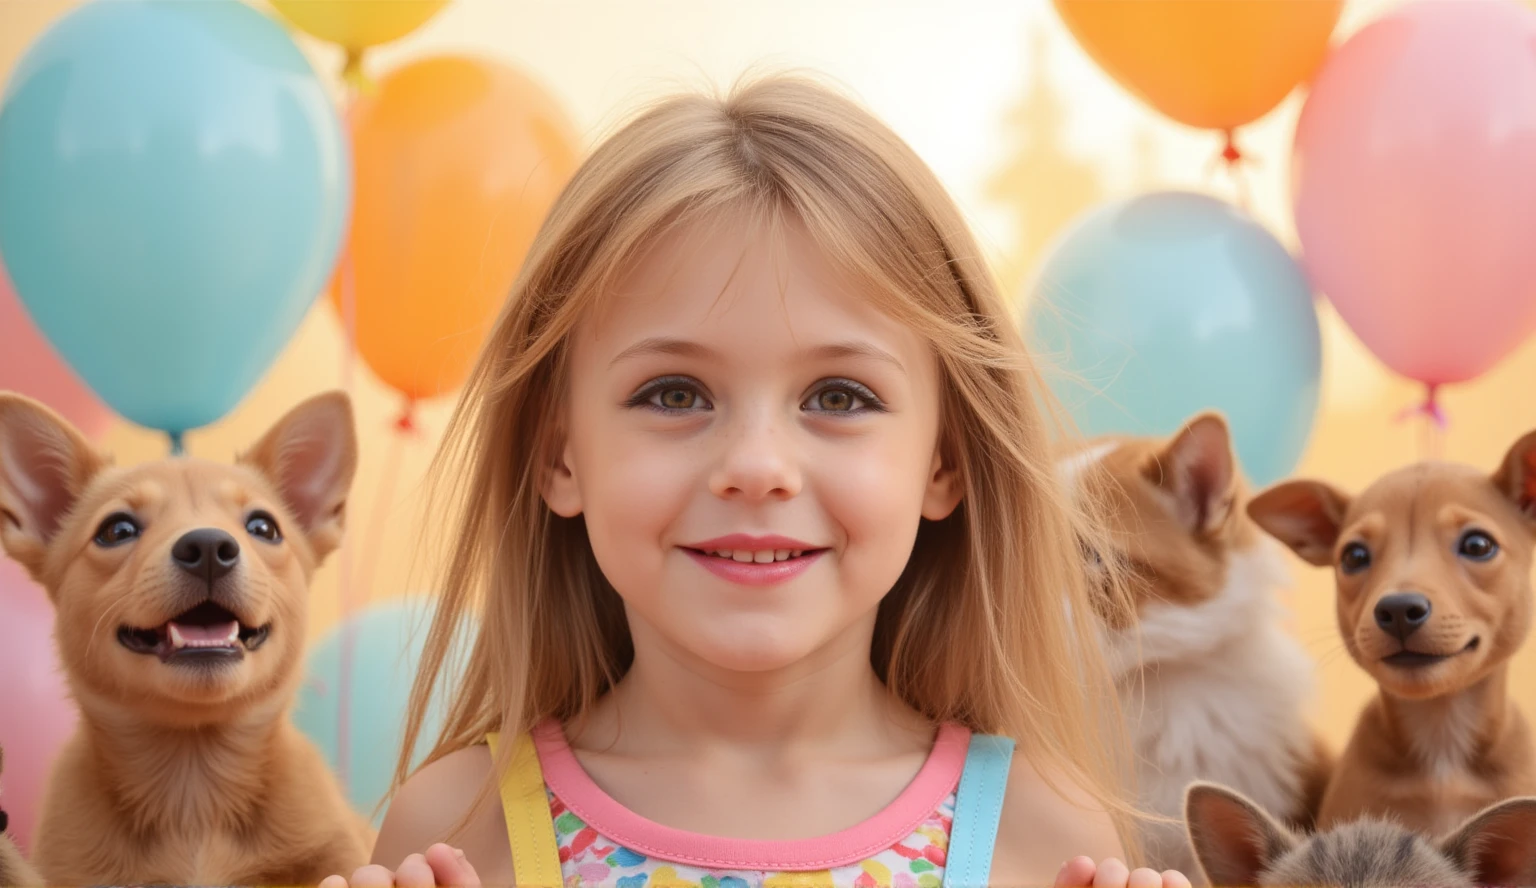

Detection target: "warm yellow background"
[4, 0, 1536, 756]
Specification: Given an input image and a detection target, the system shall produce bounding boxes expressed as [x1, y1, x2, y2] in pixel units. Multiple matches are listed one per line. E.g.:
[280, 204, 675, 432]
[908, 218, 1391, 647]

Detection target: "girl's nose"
[708, 413, 802, 501]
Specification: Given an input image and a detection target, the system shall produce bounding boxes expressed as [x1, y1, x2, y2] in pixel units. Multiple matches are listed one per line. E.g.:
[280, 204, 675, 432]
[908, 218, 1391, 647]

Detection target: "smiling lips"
[684, 533, 825, 586]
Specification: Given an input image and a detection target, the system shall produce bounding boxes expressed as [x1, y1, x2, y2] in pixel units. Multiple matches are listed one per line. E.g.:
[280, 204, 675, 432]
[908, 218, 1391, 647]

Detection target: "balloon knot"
[395, 400, 419, 435]
[1221, 129, 1242, 165]
[168, 430, 186, 456]
[1394, 383, 1448, 430]
[341, 48, 375, 94]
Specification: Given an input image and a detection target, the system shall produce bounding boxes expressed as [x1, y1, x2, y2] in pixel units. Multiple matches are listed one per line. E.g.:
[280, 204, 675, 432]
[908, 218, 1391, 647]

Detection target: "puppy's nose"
[1375, 592, 1432, 641]
[171, 528, 240, 584]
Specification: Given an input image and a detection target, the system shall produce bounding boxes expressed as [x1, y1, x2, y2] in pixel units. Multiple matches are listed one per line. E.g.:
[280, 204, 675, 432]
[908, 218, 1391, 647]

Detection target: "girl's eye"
[656, 387, 698, 410]
[94, 513, 141, 547]
[628, 377, 712, 413]
[803, 380, 883, 414]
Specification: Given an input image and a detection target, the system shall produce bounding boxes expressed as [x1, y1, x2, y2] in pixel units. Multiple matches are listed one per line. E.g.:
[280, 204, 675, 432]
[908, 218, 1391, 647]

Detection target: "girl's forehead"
[579, 211, 917, 355]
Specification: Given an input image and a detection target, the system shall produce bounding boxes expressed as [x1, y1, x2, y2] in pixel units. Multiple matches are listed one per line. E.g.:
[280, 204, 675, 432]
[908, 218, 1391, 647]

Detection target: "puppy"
[1184, 781, 1536, 887]
[0, 748, 42, 888]
[1249, 430, 1536, 835]
[1062, 413, 1330, 875]
[0, 392, 373, 886]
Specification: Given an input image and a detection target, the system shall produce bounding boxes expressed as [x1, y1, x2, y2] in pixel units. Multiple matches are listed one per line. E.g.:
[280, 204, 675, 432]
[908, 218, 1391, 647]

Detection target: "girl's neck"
[577, 612, 931, 757]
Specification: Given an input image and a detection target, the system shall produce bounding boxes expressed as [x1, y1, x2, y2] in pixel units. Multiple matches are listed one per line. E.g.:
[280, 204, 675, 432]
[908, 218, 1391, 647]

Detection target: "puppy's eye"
[94, 513, 141, 547]
[245, 511, 282, 543]
[1458, 529, 1498, 562]
[1340, 542, 1372, 575]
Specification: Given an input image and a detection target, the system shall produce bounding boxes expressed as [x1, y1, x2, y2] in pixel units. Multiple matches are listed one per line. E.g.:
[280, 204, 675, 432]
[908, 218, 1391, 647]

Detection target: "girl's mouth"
[683, 547, 827, 586]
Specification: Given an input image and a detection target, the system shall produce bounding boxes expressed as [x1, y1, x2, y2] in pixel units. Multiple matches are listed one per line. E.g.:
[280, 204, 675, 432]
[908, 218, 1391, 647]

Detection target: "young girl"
[321, 75, 1190, 888]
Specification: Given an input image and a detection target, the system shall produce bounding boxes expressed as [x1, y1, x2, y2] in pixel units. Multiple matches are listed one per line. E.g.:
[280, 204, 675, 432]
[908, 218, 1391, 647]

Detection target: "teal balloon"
[0, 0, 348, 435]
[294, 598, 467, 824]
[1026, 192, 1320, 485]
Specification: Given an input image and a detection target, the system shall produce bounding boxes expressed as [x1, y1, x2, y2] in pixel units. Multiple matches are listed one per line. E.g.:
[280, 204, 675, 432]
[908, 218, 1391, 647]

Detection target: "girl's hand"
[1054, 856, 1193, 888]
[319, 844, 482, 888]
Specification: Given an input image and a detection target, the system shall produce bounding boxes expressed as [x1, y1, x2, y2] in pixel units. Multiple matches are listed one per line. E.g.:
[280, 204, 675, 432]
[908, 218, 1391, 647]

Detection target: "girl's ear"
[541, 436, 583, 518]
[921, 446, 963, 521]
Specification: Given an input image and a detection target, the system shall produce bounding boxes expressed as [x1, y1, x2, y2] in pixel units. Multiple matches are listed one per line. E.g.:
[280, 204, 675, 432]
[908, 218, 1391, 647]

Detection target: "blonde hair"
[397, 72, 1141, 852]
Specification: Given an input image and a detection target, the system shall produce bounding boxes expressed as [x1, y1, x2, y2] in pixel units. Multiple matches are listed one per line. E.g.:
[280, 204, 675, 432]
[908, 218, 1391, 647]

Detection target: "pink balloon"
[1294, 0, 1536, 386]
[0, 560, 75, 854]
[0, 261, 111, 437]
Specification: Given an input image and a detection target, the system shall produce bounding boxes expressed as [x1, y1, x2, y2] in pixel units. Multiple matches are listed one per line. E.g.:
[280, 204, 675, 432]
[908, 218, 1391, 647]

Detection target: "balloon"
[1053, 0, 1343, 132]
[331, 56, 578, 402]
[0, 263, 110, 438]
[293, 597, 468, 822]
[1026, 192, 1321, 486]
[269, 0, 450, 84]
[1294, 0, 1536, 388]
[0, 561, 77, 854]
[0, 0, 349, 437]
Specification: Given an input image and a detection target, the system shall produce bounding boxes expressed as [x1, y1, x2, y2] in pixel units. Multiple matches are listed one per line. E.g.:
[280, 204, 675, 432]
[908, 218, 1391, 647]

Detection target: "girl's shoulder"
[987, 744, 1125, 885]
[371, 744, 515, 884]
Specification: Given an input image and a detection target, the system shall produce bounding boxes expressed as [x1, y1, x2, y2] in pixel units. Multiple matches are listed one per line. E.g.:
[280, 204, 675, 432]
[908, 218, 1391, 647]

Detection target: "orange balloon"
[1053, 0, 1343, 131]
[333, 56, 579, 401]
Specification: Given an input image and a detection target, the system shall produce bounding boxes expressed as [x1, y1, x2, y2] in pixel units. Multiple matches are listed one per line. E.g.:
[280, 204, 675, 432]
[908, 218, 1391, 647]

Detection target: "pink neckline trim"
[531, 719, 970, 871]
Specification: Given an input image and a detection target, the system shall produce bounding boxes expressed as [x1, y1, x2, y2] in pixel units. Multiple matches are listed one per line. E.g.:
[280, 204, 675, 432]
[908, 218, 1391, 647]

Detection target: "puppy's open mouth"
[1381, 636, 1480, 670]
[117, 601, 270, 664]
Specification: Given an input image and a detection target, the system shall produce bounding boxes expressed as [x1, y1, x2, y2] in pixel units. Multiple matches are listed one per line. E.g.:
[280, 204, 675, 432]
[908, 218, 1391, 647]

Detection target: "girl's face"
[544, 211, 962, 675]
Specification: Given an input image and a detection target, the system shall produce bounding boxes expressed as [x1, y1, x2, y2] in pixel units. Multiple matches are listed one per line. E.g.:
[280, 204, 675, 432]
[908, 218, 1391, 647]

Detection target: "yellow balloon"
[1053, 0, 1343, 132]
[270, 0, 449, 52]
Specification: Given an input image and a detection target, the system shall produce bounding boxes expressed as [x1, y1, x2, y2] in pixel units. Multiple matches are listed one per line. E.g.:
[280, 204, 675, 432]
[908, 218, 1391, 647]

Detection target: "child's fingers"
[1127, 867, 1162, 888]
[1055, 856, 1098, 887]
[1092, 857, 1130, 888]
[394, 853, 435, 888]
[1161, 870, 1193, 888]
[425, 843, 482, 887]
[319, 876, 349, 888]
[350, 865, 398, 888]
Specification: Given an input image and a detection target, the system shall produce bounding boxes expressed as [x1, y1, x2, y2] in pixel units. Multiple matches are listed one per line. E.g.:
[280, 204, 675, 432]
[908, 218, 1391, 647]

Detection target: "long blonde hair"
[397, 72, 1141, 850]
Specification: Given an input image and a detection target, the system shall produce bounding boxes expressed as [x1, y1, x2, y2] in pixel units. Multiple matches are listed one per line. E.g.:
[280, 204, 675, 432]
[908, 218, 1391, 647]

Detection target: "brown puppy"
[0, 392, 373, 886]
[1061, 413, 1330, 875]
[1249, 430, 1536, 835]
[0, 748, 42, 888]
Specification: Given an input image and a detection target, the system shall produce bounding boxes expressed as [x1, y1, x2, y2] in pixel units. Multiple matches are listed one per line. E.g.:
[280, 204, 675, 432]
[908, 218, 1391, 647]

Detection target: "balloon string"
[358, 410, 414, 610]
[1205, 128, 1258, 211]
[334, 75, 360, 800]
[1394, 382, 1448, 460]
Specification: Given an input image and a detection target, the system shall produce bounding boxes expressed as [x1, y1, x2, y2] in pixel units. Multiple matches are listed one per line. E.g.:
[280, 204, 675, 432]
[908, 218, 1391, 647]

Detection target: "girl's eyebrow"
[609, 336, 905, 373]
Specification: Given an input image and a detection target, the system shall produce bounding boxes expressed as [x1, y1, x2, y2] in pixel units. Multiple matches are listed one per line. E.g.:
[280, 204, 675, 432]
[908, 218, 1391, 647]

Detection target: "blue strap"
[942, 733, 1015, 888]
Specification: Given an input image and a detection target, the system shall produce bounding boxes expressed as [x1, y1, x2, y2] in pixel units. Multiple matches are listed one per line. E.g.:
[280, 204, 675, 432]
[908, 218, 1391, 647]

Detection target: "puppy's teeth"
[774, 549, 790, 562]
[169, 624, 187, 650]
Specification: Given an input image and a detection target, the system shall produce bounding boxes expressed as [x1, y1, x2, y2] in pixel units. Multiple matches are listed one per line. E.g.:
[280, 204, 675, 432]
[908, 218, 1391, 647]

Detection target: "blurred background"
[5, 0, 1536, 848]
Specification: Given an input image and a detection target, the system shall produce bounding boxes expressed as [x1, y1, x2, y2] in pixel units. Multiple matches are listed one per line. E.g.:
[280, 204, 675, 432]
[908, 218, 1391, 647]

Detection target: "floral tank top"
[523, 720, 972, 888]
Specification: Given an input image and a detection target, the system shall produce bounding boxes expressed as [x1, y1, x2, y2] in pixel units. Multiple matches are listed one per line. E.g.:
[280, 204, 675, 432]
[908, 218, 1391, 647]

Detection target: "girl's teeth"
[709, 549, 809, 562]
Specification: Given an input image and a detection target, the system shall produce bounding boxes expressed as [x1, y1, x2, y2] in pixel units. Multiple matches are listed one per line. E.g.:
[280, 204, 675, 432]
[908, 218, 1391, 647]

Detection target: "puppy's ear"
[1145, 413, 1238, 537]
[1438, 797, 1536, 887]
[0, 393, 107, 578]
[1185, 782, 1297, 888]
[1247, 480, 1350, 567]
[240, 392, 357, 562]
[1493, 429, 1536, 523]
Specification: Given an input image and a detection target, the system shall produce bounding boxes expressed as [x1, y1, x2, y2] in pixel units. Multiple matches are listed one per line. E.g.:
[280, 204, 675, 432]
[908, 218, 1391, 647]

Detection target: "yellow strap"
[487, 731, 564, 888]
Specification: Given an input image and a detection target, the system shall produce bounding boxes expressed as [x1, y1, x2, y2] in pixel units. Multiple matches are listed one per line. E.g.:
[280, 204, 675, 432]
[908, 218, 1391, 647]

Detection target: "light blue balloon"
[0, 0, 348, 435]
[294, 597, 470, 824]
[1026, 192, 1321, 486]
